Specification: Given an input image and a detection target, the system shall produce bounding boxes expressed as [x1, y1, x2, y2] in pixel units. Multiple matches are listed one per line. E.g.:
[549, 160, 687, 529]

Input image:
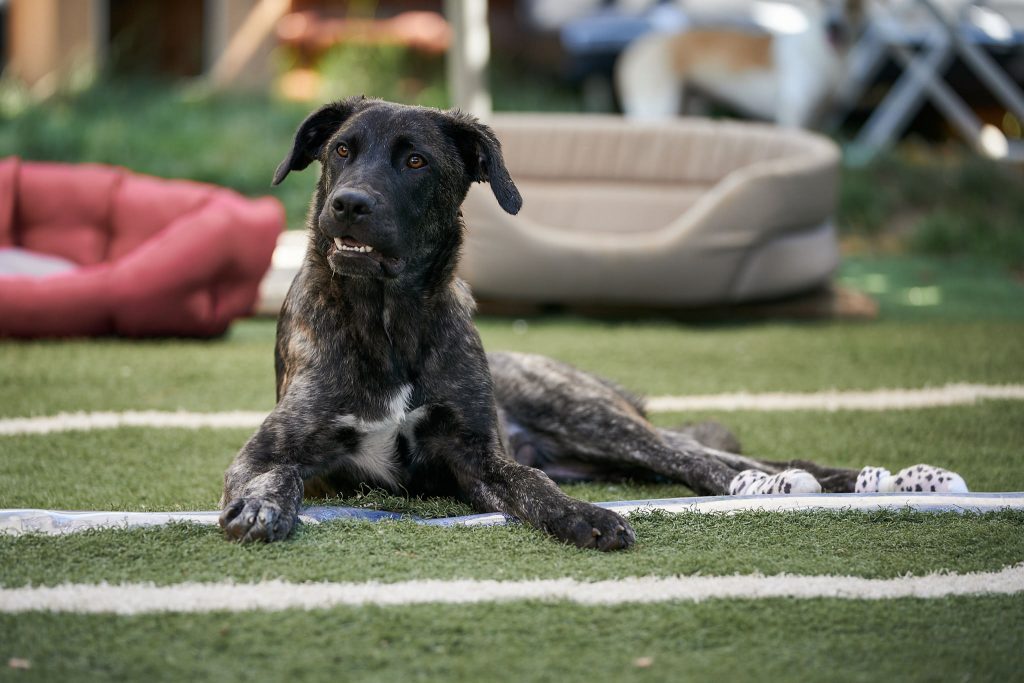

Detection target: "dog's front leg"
[418, 410, 635, 551]
[465, 454, 636, 551]
[218, 412, 309, 543]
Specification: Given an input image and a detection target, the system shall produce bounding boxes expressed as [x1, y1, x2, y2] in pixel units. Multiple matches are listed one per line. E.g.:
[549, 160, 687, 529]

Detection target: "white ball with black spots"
[729, 468, 822, 495]
[880, 464, 968, 493]
[729, 469, 767, 495]
[855, 466, 891, 493]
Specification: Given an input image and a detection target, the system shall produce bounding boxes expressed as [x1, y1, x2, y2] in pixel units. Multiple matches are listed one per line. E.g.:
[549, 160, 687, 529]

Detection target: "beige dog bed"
[458, 114, 841, 306]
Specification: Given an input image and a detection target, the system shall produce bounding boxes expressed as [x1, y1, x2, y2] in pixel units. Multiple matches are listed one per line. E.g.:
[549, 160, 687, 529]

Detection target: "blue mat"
[2, 492, 1022, 536]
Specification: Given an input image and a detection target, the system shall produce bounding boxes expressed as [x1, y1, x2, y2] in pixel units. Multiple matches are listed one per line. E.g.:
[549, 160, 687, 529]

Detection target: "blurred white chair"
[614, 1, 845, 128]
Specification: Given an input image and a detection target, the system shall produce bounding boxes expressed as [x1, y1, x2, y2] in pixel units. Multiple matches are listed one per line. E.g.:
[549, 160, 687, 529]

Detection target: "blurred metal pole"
[850, 32, 957, 163]
[919, 0, 1024, 123]
[7, 0, 102, 91]
[886, 40, 998, 156]
[445, 0, 493, 117]
[853, 11, 1016, 163]
[847, 1, 1024, 163]
[206, 0, 290, 89]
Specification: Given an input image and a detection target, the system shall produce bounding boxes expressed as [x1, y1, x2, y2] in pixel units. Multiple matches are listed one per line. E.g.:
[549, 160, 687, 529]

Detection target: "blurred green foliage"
[0, 44, 584, 229]
[310, 44, 448, 107]
[0, 80, 315, 228]
[2, 60, 1022, 272]
[840, 152, 1024, 269]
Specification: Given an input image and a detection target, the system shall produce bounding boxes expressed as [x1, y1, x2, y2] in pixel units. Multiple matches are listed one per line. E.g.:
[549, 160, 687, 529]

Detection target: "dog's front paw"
[544, 504, 636, 552]
[219, 497, 296, 543]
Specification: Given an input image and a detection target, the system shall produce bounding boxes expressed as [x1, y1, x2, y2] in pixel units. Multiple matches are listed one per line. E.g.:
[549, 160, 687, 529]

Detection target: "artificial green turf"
[2, 400, 1019, 512]
[3, 318, 1024, 417]
[477, 319, 1024, 397]
[838, 255, 1024, 321]
[2, 596, 1022, 683]
[0, 427, 247, 511]
[2, 510, 1022, 588]
[0, 332, 275, 416]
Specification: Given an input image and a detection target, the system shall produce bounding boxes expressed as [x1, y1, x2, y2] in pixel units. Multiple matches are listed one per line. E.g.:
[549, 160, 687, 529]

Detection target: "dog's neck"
[300, 233, 466, 370]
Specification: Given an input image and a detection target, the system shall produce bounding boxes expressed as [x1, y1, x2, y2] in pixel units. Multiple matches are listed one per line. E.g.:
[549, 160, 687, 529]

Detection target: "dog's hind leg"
[757, 458, 860, 492]
[489, 352, 863, 495]
[664, 421, 743, 454]
[657, 428, 861, 492]
[489, 352, 742, 495]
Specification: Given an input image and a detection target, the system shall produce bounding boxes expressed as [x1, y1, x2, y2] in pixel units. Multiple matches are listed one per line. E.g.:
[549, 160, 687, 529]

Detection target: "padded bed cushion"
[0, 157, 283, 337]
[458, 114, 841, 306]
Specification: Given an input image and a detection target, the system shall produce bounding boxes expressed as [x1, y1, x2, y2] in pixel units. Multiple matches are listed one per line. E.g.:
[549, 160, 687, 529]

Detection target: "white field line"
[645, 383, 1024, 413]
[0, 410, 268, 435]
[2, 384, 1023, 435]
[2, 565, 1023, 614]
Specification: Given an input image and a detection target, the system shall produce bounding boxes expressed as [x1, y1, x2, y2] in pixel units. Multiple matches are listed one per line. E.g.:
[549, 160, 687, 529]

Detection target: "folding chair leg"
[920, 0, 1024, 122]
[850, 36, 954, 163]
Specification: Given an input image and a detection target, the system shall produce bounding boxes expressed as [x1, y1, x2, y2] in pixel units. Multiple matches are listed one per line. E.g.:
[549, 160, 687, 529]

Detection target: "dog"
[219, 96, 963, 551]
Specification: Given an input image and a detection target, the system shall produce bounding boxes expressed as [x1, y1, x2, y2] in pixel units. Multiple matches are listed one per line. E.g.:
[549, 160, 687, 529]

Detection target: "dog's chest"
[333, 384, 422, 487]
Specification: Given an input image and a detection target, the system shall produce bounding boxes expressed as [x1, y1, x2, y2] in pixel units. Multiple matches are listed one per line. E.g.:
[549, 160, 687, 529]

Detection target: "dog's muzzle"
[320, 189, 405, 277]
[324, 230, 405, 278]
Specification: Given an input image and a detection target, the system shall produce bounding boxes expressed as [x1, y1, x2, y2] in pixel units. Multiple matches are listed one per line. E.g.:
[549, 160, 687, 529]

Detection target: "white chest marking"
[333, 385, 414, 487]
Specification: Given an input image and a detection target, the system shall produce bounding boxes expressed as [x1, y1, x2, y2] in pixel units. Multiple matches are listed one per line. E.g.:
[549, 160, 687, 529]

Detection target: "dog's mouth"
[328, 236, 405, 277]
[333, 236, 376, 255]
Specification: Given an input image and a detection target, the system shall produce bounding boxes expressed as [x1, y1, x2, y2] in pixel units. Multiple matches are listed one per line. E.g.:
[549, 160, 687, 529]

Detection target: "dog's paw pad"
[730, 469, 821, 495]
[219, 498, 295, 543]
[878, 464, 969, 494]
[855, 466, 892, 493]
[545, 505, 636, 551]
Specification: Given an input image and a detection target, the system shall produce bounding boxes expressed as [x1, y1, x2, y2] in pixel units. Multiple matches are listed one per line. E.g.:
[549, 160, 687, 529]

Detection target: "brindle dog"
[219, 97, 859, 551]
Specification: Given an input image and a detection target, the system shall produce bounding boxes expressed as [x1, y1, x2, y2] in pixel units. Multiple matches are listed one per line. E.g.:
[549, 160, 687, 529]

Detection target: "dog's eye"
[406, 154, 427, 169]
[336, 143, 350, 159]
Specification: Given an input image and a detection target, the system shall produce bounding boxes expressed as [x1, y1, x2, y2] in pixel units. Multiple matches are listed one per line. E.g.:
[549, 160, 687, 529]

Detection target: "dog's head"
[273, 96, 521, 282]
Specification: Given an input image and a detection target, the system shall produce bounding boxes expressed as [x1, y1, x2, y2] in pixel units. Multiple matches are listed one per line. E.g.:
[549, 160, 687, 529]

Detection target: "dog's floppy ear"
[272, 97, 366, 186]
[439, 111, 522, 215]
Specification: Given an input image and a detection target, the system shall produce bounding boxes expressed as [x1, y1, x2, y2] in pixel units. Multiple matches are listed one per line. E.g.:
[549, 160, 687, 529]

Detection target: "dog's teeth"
[333, 238, 374, 254]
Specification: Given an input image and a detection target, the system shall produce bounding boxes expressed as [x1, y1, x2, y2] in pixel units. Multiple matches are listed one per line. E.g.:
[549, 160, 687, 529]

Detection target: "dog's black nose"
[331, 189, 374, 221]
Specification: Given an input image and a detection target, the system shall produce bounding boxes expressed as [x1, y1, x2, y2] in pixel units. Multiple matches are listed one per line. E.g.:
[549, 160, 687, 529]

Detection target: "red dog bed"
[0, 157, 283, 338]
